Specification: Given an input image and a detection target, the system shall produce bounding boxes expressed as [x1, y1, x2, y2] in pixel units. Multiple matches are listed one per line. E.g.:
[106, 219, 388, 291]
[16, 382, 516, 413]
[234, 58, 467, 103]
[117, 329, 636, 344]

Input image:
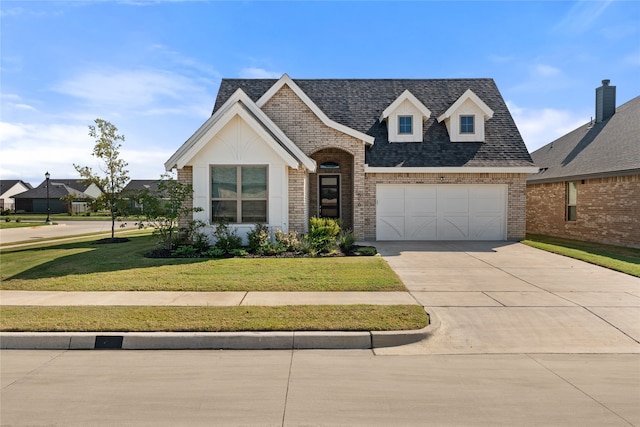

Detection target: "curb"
[0, 310, 437, 350]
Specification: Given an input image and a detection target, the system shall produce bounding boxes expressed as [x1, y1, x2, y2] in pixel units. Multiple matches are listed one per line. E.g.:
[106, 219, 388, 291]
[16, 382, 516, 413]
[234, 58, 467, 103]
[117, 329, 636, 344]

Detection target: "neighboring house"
[165, 75, 537, 242]
[121, 180, 162, 213]
[13, 179, 98, 214]
[527, 80, 640, 248]
[0, 180, 32, 211]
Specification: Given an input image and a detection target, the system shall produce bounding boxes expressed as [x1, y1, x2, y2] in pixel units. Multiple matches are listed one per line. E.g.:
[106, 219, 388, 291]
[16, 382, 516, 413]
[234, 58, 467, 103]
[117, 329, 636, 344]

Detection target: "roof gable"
[166, 88, 315, 171]
[256, 74, 375, 145]
[437, 89, 494, 122]
[380, 89, 431, 122]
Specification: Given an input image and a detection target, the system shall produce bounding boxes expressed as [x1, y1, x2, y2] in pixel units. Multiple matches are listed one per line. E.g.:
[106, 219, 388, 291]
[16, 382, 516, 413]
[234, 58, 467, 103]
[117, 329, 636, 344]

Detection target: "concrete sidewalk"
[0, 290, 417, 306]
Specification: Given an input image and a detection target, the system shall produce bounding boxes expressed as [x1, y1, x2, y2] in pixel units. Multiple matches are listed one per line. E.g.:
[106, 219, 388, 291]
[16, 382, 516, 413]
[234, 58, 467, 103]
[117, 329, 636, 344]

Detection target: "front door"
[319, 175, 340, 219]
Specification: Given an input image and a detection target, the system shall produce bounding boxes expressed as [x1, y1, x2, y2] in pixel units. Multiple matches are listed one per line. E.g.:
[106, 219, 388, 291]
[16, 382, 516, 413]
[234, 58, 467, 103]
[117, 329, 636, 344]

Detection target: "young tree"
[74, 118, 130, 240]
[138, 174, 202, 251]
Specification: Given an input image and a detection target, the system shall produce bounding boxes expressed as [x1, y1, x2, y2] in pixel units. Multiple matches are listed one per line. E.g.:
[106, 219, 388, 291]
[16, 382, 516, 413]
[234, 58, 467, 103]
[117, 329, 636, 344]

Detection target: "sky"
[1, 0, 639, 186]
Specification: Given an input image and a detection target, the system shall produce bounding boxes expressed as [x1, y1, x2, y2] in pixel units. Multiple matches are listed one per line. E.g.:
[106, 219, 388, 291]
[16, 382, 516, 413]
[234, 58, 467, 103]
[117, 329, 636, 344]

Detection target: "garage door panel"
[406, 216, 437, 239]
[376, 184, 506, 241]
[439, 216, 469, 240]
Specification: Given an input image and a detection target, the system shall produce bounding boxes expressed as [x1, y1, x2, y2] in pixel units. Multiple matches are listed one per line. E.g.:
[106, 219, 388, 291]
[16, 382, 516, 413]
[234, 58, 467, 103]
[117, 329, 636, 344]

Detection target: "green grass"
[0, 232, 405, 292]
[523, 234, 640, 277]
[0, 305, 428, 332]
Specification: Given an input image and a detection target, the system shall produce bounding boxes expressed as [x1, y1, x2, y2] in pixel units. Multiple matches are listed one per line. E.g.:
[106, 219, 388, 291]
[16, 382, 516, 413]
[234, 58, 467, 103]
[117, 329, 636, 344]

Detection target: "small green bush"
[203, 247, 225, 258]
[247, 224, 271, 255]
[338, 230, 356, 251]
[306, 217, 341, 254]
[173, 245, 199, 257]
[231, 248, 248, 257]
[15, 217, 21, 223]
[212, 222, 243, 254]
[4, 217, 10, 222]
[354, 246, 377, 256]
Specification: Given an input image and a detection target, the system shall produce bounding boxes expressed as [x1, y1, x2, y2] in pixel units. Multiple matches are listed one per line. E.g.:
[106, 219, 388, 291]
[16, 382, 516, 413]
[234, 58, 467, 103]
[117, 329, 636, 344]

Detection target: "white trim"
[365, 166, 539, 174]
[380, 89, 431, 122]
[437, 89, 493, 123]
[165, 88, 316, 172]
[256, 74, 375, 146]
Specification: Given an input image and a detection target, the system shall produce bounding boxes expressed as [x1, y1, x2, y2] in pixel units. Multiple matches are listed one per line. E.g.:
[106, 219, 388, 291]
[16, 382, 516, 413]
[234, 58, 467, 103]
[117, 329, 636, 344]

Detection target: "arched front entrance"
[309, 148, 354, 231]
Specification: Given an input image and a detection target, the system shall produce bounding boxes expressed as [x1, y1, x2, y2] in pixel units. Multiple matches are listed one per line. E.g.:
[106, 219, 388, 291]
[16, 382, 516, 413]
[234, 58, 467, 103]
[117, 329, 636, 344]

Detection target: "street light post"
[45, 171, 51, 224]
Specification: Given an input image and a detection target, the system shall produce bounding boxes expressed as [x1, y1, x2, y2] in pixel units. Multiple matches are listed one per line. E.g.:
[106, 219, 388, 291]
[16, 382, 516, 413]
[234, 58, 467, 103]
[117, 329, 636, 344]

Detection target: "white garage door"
[376, 184, 507, 240]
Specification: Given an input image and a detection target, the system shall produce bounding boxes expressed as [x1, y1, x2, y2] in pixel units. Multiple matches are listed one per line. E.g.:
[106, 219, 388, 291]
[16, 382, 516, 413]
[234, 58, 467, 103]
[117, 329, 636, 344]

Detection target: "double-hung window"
[211, 166, 267, 223]
[460, 115, 475, 133]
[566, 181, 577, 221]
[398, 116, 413, 134]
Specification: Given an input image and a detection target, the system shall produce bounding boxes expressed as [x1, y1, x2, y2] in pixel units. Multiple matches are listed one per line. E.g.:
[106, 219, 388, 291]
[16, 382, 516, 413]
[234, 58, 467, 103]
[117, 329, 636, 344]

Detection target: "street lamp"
[45, 171, 51, 224]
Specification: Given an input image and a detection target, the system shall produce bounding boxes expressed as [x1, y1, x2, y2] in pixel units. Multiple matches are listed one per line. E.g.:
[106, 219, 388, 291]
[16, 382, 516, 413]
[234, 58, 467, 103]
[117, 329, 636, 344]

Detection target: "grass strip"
[0, 305, 428, 332]
[0, 222, 47, 230]
[523, 234, 640, 277]
[1, 233, 405, 292]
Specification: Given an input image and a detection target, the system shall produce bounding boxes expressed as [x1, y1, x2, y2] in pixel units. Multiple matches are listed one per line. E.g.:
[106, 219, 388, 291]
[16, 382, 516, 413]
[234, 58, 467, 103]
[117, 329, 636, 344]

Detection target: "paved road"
[0, 220, 136, 245]
[1, 240, 639, 425]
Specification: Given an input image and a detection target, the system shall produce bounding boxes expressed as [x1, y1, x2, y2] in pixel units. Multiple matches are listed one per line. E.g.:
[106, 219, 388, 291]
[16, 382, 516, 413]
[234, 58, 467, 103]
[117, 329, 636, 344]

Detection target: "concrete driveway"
[375, 241, 640, 355]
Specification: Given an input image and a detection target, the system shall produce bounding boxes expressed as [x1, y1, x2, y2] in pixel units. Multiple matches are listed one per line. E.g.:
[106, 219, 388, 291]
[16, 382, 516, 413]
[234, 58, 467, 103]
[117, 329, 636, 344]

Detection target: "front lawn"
[0, 232, 405, 292]
[0, 305, 428, 332]
[523, 234, 640, 277]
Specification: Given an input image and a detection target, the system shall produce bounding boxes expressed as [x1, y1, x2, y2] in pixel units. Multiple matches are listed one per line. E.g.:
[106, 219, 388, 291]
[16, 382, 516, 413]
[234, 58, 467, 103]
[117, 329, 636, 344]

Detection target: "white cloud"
[507, 102, 589, 153]
[239, 67, 282, 79]
[534, 64, 561, 77]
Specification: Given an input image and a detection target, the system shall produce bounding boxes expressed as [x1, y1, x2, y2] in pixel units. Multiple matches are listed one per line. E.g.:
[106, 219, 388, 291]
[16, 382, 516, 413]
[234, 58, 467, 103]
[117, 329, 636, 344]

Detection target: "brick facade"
[262, 85, 366, 238]
[309, 148, 354, 231]
[364, 173, 528, 241]
[527, 174, 640, 248]
[177, 166, 193, 229]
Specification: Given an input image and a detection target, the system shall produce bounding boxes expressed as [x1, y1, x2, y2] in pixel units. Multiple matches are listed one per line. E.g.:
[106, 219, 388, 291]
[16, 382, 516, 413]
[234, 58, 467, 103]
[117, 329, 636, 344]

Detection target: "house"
[0, 180, 33, 212]
[13, 178, 99, 214]
[121, 179, 162, 214]
[165, 75, 537, 242]
[527, 80, 640, 248]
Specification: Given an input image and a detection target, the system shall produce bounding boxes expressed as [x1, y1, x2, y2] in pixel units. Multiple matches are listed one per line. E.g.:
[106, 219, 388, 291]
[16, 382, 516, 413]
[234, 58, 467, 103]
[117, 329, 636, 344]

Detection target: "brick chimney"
[595, 79, 616, 122]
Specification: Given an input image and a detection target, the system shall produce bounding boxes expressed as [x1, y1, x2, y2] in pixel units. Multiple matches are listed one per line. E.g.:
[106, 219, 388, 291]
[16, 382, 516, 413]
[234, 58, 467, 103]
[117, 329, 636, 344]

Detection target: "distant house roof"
[0, 180, 32, 196]
[13, 182, 92, 200]
[32, 179, 92, 193]
[213, 78, 534, 168]
[122, 180, 160, 192]
[528, 96, 640, 183]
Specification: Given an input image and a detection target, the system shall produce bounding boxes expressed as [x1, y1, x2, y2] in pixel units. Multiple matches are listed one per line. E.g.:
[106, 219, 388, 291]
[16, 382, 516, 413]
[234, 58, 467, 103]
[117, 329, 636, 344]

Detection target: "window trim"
[566, 181, 577, 222]
[211, 165, 268, 224]
[460, 115, 475, 134]
[398, 115, 413, 134]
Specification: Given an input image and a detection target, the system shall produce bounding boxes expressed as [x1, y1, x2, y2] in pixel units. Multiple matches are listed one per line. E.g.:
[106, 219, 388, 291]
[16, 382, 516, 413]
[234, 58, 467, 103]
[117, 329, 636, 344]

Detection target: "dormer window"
[460, 115, 474, 134]
[437, 89, 493, 142]
[380, 90, 431, 143]
[398, 116, 413, 134]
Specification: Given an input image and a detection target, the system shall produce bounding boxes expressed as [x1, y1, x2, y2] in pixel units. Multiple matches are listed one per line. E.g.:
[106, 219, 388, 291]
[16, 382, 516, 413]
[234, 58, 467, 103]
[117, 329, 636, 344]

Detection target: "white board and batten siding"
[376, 184, 507, 241]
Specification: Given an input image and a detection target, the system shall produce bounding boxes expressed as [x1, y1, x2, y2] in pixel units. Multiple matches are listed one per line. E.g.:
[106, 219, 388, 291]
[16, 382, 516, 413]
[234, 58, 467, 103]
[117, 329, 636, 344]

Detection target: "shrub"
[274, 229, 300, 252]
[203, 247, 225, 258]
[180, 220, 209, 253]
[230, 248, 248, 257]
[15, 217, 21, 223]
[354, 246, 377, 256]
[4, 217, 10, 222]
[306, 216, 340, 254]
[338, 230, 356, 251]
[212, 221, 242, 254]
[247, 224, 271, 255]
[173, 245, 199, 257]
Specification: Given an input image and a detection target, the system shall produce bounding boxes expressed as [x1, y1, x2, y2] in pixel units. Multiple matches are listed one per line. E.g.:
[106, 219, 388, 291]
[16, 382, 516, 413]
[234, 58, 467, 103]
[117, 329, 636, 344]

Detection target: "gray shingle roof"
[528, 96, 640, 183]
[213, 78, 534, 168]
[0, 180, 32, 195]
[13, 183, 91, 200]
